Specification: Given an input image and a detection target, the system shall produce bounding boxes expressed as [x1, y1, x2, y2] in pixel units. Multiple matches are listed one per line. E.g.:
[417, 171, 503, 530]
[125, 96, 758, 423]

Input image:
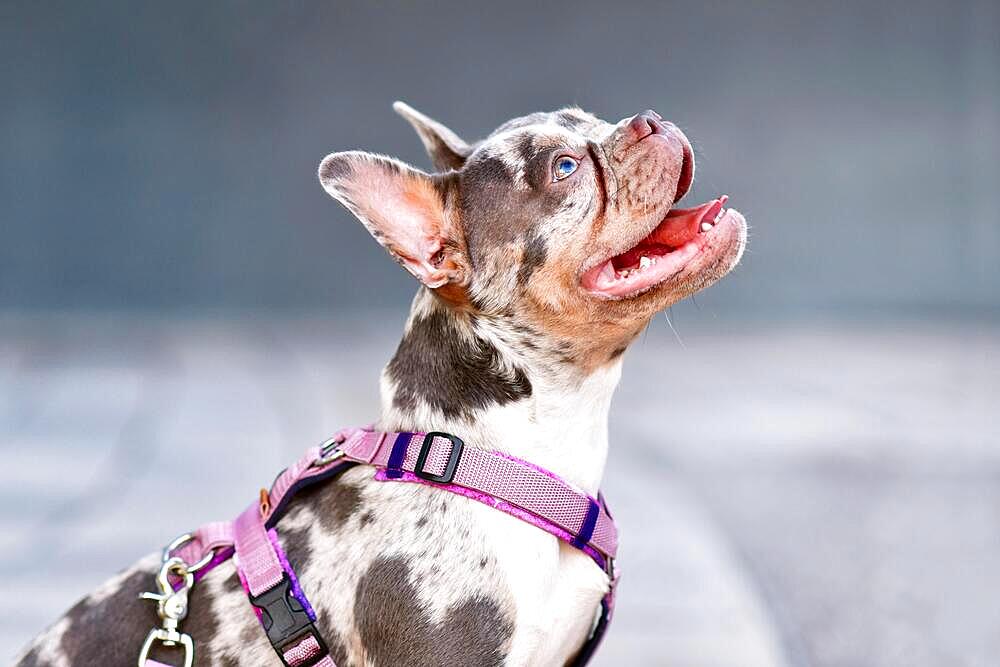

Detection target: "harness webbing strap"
[157, 426, 619, 667]
[283, 635, 334, 666]
[233, 503, 284, 596]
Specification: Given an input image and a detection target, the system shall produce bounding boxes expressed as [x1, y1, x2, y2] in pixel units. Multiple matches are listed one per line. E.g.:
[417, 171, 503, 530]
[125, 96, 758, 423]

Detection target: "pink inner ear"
[353, 164, 451, 287]
[394, 234, 447, 288]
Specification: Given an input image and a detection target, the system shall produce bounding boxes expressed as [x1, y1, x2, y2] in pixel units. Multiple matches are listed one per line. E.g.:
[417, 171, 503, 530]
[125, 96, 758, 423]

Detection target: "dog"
[14, 103, 746, 666]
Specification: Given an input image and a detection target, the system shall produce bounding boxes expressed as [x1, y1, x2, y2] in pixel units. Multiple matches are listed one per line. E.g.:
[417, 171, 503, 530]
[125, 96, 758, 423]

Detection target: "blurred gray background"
[2, 2, 998, 666]
[3, 0, 998, 314]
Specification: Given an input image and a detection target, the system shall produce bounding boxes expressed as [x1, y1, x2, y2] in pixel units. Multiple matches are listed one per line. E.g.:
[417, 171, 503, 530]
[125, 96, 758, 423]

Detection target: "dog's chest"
[275, 466, 609, 666]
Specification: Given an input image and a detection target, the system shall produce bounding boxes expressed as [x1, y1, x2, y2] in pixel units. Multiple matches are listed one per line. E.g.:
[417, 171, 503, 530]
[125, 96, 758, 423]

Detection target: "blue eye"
[553, 156, 579, 181]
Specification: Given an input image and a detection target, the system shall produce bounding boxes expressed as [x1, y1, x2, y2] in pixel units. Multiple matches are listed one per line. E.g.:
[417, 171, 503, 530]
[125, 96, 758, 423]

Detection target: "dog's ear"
[318, 151, 466, 289]
[393, 101, 472, 172]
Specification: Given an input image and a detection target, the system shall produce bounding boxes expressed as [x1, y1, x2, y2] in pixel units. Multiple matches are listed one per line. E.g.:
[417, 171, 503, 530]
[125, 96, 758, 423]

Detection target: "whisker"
[663, 307, 686, 349]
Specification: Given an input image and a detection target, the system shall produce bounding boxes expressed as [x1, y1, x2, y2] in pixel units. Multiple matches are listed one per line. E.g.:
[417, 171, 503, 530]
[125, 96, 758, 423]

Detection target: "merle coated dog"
[15, 103, 746, 666]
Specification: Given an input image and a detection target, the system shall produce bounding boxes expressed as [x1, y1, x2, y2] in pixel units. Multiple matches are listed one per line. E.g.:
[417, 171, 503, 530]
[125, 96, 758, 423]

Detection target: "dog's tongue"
[649, 196, 728, 247]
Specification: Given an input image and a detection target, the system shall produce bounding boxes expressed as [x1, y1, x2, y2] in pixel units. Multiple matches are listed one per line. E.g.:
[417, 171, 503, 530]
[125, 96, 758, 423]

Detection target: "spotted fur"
[386, 308, 532, 418]
[16, 103, 746, 666]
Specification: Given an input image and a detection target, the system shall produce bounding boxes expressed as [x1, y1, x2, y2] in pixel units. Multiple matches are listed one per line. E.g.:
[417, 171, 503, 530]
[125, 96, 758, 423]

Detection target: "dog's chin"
[580, 199, 747, 304]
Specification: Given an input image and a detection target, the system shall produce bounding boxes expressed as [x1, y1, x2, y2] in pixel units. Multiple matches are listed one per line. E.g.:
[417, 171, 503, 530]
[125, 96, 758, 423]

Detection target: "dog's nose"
[627, 110, 662, 141]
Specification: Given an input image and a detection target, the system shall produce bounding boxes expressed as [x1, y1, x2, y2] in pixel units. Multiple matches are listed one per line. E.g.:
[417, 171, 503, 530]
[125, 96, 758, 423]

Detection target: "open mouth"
[581, 195, 732, 298]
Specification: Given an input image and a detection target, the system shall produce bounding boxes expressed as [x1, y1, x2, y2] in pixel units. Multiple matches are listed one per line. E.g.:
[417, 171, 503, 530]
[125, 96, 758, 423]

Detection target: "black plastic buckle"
[248, 574, 328, 667]
[413, 431, 464, 484]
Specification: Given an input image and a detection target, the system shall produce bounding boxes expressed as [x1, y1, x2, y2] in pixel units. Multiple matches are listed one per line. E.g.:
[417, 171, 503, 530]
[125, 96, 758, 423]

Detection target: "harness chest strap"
[154, 427, 619, 667]
[338, 429, 618, 563]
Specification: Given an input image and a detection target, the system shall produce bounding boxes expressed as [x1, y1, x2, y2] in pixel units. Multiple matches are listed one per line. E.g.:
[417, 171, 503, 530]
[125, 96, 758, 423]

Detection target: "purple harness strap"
[157, 427, 619, 667]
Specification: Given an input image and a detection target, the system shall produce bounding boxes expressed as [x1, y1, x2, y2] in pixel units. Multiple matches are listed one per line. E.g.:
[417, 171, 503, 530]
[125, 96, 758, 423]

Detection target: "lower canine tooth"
[639, 256, 652, 269]
[701, 221, 713, 232]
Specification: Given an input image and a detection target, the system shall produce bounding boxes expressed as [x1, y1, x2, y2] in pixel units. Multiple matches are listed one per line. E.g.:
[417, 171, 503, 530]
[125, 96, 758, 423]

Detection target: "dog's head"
[319, 103, 746, 367]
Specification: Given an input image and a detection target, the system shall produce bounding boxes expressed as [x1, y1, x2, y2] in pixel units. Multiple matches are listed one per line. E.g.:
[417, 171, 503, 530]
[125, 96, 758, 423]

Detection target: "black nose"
[627, 110, 662, 141]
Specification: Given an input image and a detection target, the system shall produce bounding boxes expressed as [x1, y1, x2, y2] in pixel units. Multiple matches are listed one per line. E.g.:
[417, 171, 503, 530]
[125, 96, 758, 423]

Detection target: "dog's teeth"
[639, 256, 652, 269]
[714, 209, 725, 223]
[701, 221, 713, 232]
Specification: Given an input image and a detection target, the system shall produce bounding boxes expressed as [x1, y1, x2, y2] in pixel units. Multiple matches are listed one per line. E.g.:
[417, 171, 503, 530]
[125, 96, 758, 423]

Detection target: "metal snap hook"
[137, 548, 200, 666]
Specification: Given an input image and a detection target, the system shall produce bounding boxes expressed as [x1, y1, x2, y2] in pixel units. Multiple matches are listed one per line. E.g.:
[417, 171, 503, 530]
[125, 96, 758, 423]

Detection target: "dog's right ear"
[318, 151, 467, 290]
[393, 101, 472, 172]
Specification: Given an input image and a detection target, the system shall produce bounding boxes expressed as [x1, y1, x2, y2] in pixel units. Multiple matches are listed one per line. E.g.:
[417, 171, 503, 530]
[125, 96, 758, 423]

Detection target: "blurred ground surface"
[1, 313, 997, 666]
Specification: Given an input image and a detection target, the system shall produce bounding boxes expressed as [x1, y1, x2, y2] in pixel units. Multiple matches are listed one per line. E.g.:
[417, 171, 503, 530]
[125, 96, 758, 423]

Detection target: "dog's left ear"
[318, 151, 466, 289]
[393, 101, 472, 172]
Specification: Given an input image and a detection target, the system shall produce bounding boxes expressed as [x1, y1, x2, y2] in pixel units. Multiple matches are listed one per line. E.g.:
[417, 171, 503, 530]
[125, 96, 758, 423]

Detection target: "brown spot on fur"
[555, 110, 589, 131]
[280, 522, 315, 575]
[289, 479, 365, 535]
[318, 482, 364, 533]
[459, 156, 521, 269]
[355, 556, 513, 667]
[55, 570, 157, 666]
[222, 569, 244, 594]
[240, 622, 261, 649]
[516, 233, 547, 287]
[12, 646, 47, 667]
[514, 133, 536, 165]
[459, 150, 567, 274]
[387, 308, 531, 418]
[326, 632, 354, 667]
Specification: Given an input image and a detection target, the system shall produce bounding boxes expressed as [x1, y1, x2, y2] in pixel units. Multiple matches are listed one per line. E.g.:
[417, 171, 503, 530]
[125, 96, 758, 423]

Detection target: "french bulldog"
[15, 103, 746, 666]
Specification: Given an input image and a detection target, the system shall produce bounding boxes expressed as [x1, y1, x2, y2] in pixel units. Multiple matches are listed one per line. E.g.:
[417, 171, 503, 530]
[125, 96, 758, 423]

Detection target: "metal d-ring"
[162, 532, 215, 574]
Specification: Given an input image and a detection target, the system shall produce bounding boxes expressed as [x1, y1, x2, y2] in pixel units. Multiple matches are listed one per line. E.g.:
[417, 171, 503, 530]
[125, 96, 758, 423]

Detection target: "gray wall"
[2, 0, 998, 314]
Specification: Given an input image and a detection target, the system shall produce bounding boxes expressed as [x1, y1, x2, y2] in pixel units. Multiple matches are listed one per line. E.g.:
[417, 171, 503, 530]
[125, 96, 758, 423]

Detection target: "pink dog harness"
[138, 426, 619, 667]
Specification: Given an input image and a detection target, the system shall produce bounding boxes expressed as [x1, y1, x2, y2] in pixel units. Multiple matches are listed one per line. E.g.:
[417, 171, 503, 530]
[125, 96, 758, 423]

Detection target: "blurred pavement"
[1, 313, 997, 666]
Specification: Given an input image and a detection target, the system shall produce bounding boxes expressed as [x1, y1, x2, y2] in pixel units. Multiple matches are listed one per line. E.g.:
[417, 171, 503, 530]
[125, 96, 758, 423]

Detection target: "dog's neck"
[376, 289, 622, 495]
